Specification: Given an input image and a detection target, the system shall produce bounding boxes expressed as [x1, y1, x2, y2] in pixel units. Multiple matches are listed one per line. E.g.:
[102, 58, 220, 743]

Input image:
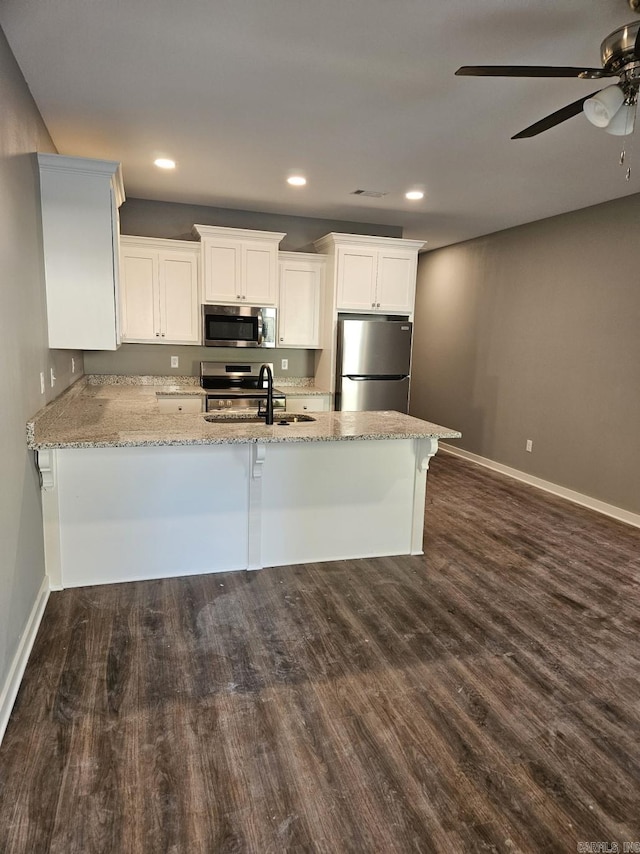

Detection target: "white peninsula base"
[38, 437, 439, 589]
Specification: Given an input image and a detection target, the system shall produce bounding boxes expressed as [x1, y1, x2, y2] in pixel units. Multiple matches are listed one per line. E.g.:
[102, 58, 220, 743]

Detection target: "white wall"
[0, 24, 82, 735]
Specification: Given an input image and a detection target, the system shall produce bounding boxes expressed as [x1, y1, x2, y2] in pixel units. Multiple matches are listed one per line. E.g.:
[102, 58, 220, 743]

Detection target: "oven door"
[203, 305, 263, 347]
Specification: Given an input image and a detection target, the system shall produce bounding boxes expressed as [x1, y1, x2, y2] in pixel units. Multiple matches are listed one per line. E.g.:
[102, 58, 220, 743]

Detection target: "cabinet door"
[243, 242, 277, 305]
[279, 261, 322, 347]
[157, 397, 203, 414]
[120, 250, 159, 341]
[160, 252, 200, 343]
[336, 247, 377, 311]
[376, 249, 418, 312]
[204, 241, 241, 303]
[286, 395, 331, 413]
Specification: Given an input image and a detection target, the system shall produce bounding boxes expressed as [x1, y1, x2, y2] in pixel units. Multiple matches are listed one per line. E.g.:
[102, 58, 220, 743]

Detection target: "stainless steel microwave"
[202, 305, 276, 348]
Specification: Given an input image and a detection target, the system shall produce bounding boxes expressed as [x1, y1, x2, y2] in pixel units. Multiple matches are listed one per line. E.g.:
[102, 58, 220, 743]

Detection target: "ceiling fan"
[456, 20, 640, 138]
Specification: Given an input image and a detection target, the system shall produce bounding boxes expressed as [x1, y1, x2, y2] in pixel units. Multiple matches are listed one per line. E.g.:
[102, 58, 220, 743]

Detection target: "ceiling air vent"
[351, 189, 388, 198]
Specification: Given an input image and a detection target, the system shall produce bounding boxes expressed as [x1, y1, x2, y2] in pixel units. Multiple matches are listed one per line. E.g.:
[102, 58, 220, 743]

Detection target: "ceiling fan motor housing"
[601, 22, 640, 73]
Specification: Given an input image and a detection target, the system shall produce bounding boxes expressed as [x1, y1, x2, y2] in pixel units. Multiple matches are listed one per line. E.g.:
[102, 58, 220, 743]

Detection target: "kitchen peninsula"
[28, 379, 461, 589]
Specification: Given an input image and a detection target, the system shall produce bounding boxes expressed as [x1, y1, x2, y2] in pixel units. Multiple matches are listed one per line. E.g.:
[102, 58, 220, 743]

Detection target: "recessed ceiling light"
[154, 158, 176, 169]
[405, 190, 424, 201]
[287, 175, 307, 186]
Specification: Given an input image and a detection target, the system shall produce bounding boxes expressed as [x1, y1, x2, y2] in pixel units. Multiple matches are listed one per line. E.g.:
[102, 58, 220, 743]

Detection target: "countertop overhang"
[27, 378, 461, 450]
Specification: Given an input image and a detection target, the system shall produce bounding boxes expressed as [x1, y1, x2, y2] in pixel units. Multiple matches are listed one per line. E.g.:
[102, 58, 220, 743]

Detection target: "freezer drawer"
[338, 375, 410, 413]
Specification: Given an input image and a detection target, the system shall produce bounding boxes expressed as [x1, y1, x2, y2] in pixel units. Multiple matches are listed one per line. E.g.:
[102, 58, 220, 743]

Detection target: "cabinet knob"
[161, 333, 165, 337]
[242, 295, 246, 300]
[236, 294, 241, 299]
[280, 337, 284, 342]
[377, 303, 381, 308]
[371, 302, 375, 308]
[156, 332, 160, 337]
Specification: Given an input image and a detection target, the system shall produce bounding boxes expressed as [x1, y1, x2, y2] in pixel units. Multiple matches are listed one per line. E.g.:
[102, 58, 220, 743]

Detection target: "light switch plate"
[281, 359, 288, 370]
[171, 356, 179, 368]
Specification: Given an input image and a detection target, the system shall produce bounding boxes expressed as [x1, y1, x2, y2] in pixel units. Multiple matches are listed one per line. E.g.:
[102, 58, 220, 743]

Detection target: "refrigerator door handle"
[345, 374, 409, 382]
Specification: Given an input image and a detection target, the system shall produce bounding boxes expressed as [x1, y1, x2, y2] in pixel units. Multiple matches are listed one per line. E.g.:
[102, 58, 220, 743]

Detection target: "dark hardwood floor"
[1, 452, 640, 853]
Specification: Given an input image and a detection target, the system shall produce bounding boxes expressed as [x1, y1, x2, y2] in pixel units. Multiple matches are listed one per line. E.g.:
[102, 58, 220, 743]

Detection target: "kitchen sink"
[204, 413, 316, 425]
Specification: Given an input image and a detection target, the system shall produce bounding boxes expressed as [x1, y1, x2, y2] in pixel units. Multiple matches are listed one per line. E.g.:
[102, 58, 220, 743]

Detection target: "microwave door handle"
[257, 312, 264, 345]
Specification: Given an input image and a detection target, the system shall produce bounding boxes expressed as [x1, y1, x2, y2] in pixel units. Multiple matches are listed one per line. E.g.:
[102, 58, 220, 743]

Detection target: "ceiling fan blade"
[456, 65, 613, 79]
[511, 91, 601, 138]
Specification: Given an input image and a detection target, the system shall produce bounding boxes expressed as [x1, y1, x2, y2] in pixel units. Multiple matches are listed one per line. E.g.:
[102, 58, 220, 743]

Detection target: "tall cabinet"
[278, 252, 325, 348]
[37, 153, 125, 350]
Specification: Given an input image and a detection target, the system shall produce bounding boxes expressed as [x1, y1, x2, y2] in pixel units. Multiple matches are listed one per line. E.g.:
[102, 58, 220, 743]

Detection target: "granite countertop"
[27, 378, 461, 450]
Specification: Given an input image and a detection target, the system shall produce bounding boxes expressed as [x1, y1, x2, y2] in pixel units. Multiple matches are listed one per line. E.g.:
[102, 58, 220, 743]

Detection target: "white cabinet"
[278, 252, 325, 348]
[37, 153, 125, 350]
[120, 237, 200, 344]
[193, 225, 285, 306]
[156, 396, 203, 414]
[314, 233, 425, 315]
[285, 395, 331, 413]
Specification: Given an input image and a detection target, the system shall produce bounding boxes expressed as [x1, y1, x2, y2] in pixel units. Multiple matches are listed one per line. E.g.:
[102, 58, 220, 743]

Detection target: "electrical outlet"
[526, 439, 533, 453]
[71, 357, 75, 374]
[50, 367, 56, 388]
[40, 372, 45, 394]
[281, 358, 288, 371]
[170, 356, 179, 369]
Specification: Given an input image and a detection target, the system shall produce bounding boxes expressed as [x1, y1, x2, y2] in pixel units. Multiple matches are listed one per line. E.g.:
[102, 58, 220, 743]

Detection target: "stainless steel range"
[200, 362, 286, 414]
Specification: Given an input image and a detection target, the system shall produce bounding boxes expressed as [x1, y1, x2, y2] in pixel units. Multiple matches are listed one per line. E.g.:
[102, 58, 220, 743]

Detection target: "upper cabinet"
[314, 233, 425, 315]
[278, 252, 325, 348]
[120, 237, 200, 344]
[37, 154, 125, 350]
[193, 225, 286, 306]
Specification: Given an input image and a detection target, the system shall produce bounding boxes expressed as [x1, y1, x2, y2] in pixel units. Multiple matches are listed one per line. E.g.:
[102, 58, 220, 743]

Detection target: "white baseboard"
[0, 576, 50, 746]
[439, 443, 640, 530]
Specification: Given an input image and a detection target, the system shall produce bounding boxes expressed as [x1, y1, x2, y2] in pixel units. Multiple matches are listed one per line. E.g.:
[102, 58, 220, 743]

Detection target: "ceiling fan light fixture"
[604, 101, 637, 135]
[584, 85, 625, 127]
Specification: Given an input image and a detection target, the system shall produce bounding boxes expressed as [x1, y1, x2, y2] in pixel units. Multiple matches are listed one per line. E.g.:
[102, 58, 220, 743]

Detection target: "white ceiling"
[2, 0, 639, 249]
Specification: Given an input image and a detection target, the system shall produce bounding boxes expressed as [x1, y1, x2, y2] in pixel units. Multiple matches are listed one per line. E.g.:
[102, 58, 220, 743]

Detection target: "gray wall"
[411, 194, 640, 515]
[0, 25, 83, 711]
[85, 344, 314, 377]
[120, 197, 402, 251]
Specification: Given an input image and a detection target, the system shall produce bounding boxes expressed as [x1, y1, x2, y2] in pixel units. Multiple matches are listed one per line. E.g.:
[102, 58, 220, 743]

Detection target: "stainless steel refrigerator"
[335, 319, 412, 412]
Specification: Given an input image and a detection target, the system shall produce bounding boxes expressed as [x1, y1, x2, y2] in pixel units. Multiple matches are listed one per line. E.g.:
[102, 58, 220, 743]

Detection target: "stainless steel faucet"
[258, 363, 274, 425]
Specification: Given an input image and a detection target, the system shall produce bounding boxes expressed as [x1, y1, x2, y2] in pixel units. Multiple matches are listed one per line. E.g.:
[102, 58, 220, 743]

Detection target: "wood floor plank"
[1, 453, 640, 852]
